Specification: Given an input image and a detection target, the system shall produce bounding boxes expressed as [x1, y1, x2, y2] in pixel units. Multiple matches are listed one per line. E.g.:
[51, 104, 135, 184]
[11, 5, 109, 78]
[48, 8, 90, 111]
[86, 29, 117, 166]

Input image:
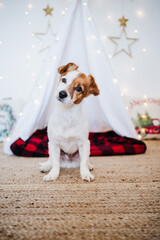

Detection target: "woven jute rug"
[0, 141, 160, 240]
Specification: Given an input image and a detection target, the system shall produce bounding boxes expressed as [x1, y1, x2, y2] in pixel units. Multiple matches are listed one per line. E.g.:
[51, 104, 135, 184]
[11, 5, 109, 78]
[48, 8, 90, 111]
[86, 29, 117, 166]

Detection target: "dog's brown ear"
[58, 63, 79, 75]
[87, 74, 100, 96]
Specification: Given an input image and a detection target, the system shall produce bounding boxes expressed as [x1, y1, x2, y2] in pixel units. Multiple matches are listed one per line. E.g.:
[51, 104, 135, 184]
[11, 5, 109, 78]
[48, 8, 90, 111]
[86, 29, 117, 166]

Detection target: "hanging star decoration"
[43, 5, 54, 16]
[119, 15, 128, 27]
[108, 16, 138, 57]
[33, 21, 56, 52]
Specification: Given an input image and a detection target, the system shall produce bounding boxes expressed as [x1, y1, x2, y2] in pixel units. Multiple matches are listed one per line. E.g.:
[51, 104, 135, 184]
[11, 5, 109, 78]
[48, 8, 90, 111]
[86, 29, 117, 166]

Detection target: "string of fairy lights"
[0, 0, 147, 93]
[0, 0, 152, 140]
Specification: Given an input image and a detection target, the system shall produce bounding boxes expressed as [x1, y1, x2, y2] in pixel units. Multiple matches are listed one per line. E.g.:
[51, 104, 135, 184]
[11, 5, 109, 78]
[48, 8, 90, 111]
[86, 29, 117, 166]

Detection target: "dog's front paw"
[43, 170, 59, 182]
[39, 161, 52, 173]
[80, 169, 95, 182]
[88, 163, 94, 171]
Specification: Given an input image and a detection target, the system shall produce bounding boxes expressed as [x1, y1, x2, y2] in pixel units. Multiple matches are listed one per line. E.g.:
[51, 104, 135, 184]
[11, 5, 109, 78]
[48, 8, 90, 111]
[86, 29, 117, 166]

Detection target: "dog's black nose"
[59, 91, 67, 99]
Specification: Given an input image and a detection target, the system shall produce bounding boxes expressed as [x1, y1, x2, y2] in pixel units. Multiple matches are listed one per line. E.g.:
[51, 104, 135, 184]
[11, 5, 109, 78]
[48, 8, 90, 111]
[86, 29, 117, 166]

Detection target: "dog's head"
[56, 62, 100, 106]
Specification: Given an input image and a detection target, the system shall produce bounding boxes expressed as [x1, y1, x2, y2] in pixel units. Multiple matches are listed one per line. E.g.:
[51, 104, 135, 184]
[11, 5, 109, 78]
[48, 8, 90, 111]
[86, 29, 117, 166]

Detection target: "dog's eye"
[75, 86, 82, 92]
[62, 78, 67, 83]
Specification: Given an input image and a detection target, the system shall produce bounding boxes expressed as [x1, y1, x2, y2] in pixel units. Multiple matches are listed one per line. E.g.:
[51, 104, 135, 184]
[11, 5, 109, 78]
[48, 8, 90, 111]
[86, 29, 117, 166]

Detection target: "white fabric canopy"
[4, 0, 137, 155]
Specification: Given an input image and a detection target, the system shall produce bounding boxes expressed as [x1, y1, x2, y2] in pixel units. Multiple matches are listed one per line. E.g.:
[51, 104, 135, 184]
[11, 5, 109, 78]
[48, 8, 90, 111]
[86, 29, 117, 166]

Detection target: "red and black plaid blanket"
[10, 127, 146, 157]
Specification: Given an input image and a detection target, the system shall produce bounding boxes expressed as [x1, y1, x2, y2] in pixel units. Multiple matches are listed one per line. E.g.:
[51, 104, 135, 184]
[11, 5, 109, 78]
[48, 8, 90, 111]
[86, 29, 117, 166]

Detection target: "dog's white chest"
[48, 104, 88, 155]
[54, 121, 83, 154]
[59, 135, 79, 154]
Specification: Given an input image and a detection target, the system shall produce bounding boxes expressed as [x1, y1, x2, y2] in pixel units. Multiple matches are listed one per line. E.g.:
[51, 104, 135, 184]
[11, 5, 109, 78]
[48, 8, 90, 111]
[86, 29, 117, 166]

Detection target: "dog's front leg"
[43, 141, 60, 181]
[79, 140, 95, 182]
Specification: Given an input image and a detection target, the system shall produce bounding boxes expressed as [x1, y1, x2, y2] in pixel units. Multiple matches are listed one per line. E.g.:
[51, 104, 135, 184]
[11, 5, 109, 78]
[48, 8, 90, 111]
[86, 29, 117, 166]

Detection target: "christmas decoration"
[109, 16, 138, 57]
[125, 96, 160, 139]
[132, 112, 152, 129]
[34, 21, 56, 52]
[43, 5, 54, 16]
[132, 112, 160, 139]
[119, 15, 128, 27]
[0, 104, 16, 141]
[129, 98, 160, 109]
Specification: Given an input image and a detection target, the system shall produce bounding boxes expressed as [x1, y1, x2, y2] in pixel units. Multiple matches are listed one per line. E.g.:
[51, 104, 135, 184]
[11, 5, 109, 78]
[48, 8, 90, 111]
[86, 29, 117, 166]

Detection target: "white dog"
[40, 62, 100, 182]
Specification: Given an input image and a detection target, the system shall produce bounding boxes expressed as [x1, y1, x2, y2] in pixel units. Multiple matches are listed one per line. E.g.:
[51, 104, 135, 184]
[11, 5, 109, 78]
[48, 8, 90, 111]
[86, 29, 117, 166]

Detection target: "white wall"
[0, 0, 160, 100]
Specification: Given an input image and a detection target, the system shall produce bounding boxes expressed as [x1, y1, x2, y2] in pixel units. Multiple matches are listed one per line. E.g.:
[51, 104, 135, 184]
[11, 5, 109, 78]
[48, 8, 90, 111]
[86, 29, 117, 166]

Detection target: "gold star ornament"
[109, 16, 138, 57]
[118, 16, 128, 27]
[43, 5, 54, 16]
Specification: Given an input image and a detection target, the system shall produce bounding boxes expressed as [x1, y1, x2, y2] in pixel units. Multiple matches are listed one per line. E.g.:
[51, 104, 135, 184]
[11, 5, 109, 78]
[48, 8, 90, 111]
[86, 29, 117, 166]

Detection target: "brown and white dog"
[40, 62, 100, 182]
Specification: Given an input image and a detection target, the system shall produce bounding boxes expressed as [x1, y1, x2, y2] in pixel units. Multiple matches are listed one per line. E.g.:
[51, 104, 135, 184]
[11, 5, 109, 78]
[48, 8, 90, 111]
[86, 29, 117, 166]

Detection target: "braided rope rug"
[0, 141, 160, 240]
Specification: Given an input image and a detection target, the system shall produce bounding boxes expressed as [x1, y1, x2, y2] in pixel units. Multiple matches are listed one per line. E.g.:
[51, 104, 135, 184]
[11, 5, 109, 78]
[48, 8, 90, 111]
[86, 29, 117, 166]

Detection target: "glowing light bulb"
[61, 10, 65, 15]
[113, 78, 117, 84]
[134, 29, 138, 33]
[32, 45, 35, 49]
[34, 99, 39, 105]
[144, 102, 148, 107]
[83, 3, 87, 6]
[25, 11, 29, 15]
[138, 134, 142, 140]
[96, 49, 101, 54]
[0, 2, 4, 8]
[125, 106, 129, 110]
[19, 112, 23, 116]
[131, 67, 135, 71]
[102, 35, 106, 40]
[143, 95, 147, 99]
[141, 114, 147, 120]
[88, 17, 92, 21]
[46, 71, 50, 75]
[108, 54, 112, 58]
[52, 56, 57, 60]
[28, 21, 32, 25]
[107, 15, 111, 19]
[38, 85, 43, 89]
[65, 8, 68, 11]
[136, 10, 144, 18]
[0, 76, 3, 80]
[56, 37, 60, 41]
[141, 128, 146, 133]
[28, 3, 33, 9]
[92, 35, 96, 39]
[0, 41, 2, 45]
[142, 48, 146, 52]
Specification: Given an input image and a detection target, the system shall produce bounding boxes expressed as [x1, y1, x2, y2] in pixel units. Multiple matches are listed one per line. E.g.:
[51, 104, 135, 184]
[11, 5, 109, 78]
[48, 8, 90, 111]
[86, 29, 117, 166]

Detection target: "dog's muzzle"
[59, 91, 68, 99]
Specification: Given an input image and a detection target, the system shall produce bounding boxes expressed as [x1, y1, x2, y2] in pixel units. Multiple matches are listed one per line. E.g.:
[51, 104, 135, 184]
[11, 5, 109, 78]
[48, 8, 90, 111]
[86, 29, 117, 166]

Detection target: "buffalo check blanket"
[10, 127, 146, 157]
